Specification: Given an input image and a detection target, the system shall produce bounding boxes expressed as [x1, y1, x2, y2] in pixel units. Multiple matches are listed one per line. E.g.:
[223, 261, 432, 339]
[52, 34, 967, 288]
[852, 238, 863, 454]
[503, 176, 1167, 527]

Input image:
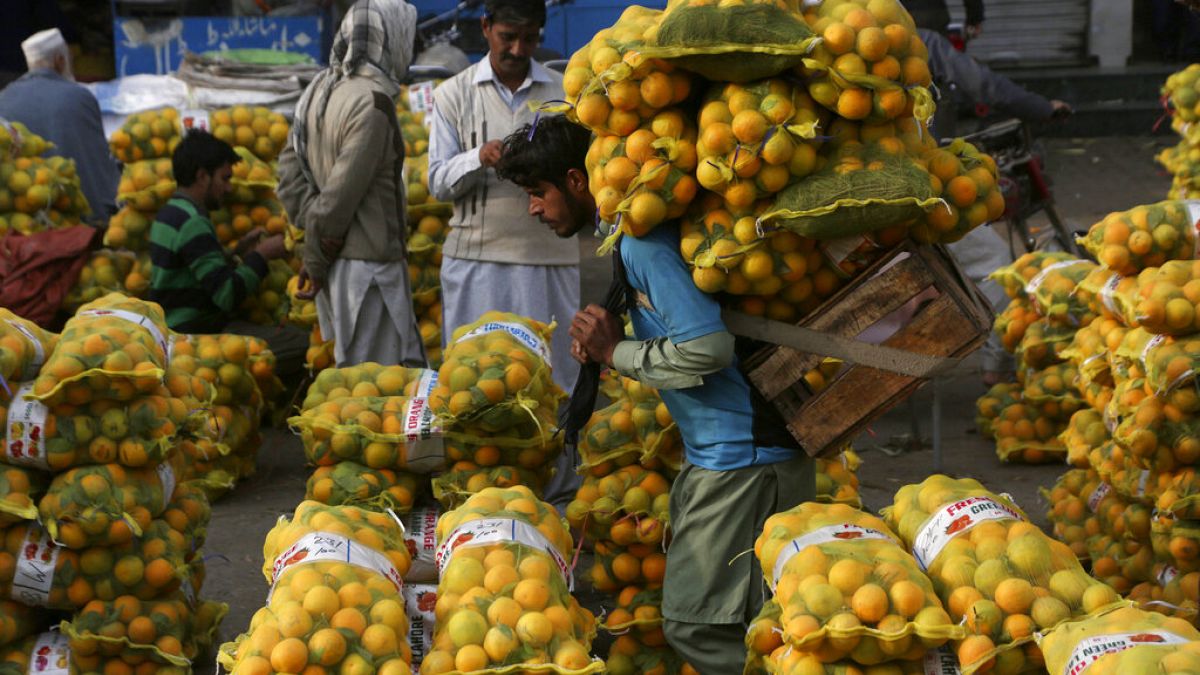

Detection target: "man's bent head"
[497, 115, 595, 239]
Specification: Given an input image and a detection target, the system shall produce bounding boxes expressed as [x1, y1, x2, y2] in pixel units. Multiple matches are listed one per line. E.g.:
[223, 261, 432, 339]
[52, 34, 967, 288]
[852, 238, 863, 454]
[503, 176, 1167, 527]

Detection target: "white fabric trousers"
[316, 258, 427, 368]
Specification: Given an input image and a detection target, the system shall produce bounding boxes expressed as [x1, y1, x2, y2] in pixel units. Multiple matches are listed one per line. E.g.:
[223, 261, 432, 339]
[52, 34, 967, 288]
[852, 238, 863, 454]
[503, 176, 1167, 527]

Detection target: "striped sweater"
[149, 195, 267, 332]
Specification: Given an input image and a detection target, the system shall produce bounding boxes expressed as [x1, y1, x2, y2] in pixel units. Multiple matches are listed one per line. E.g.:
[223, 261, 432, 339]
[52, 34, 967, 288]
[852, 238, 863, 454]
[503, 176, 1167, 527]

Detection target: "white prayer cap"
[21, 28, 68, 66]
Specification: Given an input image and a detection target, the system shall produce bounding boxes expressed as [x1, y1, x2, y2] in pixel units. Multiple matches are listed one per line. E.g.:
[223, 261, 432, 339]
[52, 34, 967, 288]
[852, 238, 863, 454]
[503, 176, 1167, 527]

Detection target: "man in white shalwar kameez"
[279, 0, 426, 367]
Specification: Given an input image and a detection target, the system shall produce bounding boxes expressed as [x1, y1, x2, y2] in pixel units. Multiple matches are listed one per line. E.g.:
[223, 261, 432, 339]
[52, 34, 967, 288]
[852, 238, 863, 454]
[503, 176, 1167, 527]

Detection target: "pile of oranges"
[210, 106, 290, 163]
[1038, 605, 1200, 673]
[1078, 200, 1198, 276]
[108, 108, 181, 164]
[910, 141, 1004, 245]
[0, 154, 91, 234]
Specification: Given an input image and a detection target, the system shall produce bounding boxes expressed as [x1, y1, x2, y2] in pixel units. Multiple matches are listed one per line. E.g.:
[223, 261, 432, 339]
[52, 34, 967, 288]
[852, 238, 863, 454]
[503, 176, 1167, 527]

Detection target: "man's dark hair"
[497, 115, 592, 190]
[484, 0, 546, 26]
[172, 130, 240, 187]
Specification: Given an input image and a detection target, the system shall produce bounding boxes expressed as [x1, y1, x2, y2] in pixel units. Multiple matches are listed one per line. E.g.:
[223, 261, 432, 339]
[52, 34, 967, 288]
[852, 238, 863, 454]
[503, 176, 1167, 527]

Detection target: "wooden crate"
[738, 242, 994, 458]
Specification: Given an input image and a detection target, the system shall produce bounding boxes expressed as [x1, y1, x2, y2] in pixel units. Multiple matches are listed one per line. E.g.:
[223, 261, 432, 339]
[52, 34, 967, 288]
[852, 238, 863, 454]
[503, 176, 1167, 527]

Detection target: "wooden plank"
[746, 251, 938, 399]
[784, 294, 983, 456]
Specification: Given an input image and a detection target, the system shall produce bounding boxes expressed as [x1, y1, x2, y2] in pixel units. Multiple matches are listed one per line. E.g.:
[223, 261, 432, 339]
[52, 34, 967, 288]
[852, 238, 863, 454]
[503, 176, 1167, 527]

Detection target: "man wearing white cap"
[0, 28, 119, 225]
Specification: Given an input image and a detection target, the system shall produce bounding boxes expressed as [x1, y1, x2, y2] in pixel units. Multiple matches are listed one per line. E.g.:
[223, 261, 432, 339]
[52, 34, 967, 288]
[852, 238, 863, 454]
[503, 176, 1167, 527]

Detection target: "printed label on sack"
[435, 518, 573, 590]
[770, 524, 893, 590]
[14, 525, 59, 608]
[401, 397, 445, 472]
[1135, 470, 1151, 498]
[6, 383, 49, 470]
[268, 531, 403, 601]
[1140, 334, 1169, 369]
[179, 109, 210, 132]
[78, 308, 170, 366]
[414, 369, 438, 398]
[27, 631, 70, 674]
[403, 584, 438, 668]
[157, 461, 177, 512]
[1025, 260, 1090, 300]
[913, 497, 1024, 570]
[403, 507, 440, 583]
[4, 320, 45, 381]
[1062, 630, 1191, 675]
[1184, 200, 1200, 259]
[407, 81, 436, 116]
[1099, 273, 1123, 319]
[455, 322, 551, 365]
[1158, 564, 1180, 586]
[1087, 482, 1112, 512]
[923, 647, 963, 675]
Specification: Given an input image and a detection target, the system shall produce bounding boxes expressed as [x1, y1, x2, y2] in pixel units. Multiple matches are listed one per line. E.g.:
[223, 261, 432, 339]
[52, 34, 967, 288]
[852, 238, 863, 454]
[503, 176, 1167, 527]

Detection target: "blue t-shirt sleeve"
[622, 228, 728, 343]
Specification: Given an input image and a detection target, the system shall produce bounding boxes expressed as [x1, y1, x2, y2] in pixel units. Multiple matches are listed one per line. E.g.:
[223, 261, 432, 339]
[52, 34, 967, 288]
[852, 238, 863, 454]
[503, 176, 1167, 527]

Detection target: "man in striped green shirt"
[149, 131, 288, 332]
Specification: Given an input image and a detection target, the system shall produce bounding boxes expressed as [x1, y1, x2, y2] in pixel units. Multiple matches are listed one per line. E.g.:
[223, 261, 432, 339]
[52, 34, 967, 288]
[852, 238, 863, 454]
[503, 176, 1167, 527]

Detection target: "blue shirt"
[0, 69, 119, 222]
[620, 225, 800, 471]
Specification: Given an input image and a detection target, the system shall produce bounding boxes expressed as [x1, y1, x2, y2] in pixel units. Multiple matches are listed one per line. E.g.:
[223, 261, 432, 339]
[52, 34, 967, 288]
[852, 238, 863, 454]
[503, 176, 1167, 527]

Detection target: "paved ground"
[197, 134, 1178, 671]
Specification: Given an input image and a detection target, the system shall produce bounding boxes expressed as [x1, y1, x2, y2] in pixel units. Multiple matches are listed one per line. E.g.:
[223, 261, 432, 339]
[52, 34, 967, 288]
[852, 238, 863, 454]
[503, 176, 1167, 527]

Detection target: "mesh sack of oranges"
[1059, 409, 1109, 467]
[422, 485, 601, 674]
[637, 0, 818, 83]
[115, 157, 175, 214]
[1150, 513, 1200, 574]
[991, 297, 1039, 354]
[1078, 200, 1200, 276]
[910, 140, 1004, 245]
[239, 258, 295, 326]
[601, 585, 666, 643]
[37, 451, 184, 549]
[1156, 470, 1200, 521]
[566, 465, 671, 546]
[100, 204, 155, 252]
[1130, 564, 1200, 622]
[989, 250, 1077, 300]
[31, 294, 171, 406]
[1014, 318, 1075, 373]
[0, 598, 48, 647]
[588, 539, 667, 594]
[585, 112, 698, 240]
[211, 199, 291, 250]
[1022, 362, 1084, 414]
[1085, 442, 1165, 507]
[1165, 64, 1200, 126]
[306, 462, 423, 513]
[576, 378, 680, 477]
[975, 382, 1021, 439]
[121, 253, 152, 298]
[1060, 316, 1127, 388]
[108, 108, 181, 164]
[430, 313, 563, 432]
[681, 199, 823, 297]
[0, 464, 45, 527]
[1086, 533, 1155, 595]
[0, 155, 91, 232]
[219, 502, 414, 675]
[1111, 260, 1200, 335]
[693, 78, 828, 211]
[1112, 392, 1200, 469]
[1020, 258, 1097, 326]
[881, 475, 1124, 674]
[0, 519, 188, 610]
[61, 592, 228, 669]
[169, 332, 273, 409]
[754, 502, 961, 665]
[1115, 328, 1200, 393]
[230, 146, 278, 190]
[289, 395, 446, 474]
[1075, 267, 1138, 323]
[0, 389, 194, 472]
[796, 0, 932, 121]
[431, 464, 547, 511]
[814, 449, 863, 508]
[606, 635, 692, 675]
[0, 308, 56, 397]
[441, 408, 564, 477]
[210, 105, 290, 162]
[173, 437, 238, 499]
[563, 6, 693, 133]
[1042, 469, 1103, 560]
[1080, 381, 1115, 420]
[61, 251, 137, 313]
[0, 118, 51, 158]
[757, 138, 940, 241]
[1037, 605, 1200, 674]
[306, 326, 336, 375]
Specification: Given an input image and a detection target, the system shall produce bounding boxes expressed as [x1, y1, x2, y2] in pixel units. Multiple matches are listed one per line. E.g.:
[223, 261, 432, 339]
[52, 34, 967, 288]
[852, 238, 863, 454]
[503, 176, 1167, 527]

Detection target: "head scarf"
[291, 0, 417, 185]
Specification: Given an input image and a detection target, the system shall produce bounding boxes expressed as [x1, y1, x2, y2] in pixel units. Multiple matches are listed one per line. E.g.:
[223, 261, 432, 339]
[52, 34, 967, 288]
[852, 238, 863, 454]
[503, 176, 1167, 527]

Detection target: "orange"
[946, 175, 979, 208]
[823, 22, 856, 55]
[851, 583, 888, 623]
[836, 89, 873, 120]
[269, 637, 308, 673]
[856, 26, 889, 61]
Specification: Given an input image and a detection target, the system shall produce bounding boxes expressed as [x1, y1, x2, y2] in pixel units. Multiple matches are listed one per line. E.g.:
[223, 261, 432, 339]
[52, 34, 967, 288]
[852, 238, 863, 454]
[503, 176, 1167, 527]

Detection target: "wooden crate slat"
[783, 293, 984, 455]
